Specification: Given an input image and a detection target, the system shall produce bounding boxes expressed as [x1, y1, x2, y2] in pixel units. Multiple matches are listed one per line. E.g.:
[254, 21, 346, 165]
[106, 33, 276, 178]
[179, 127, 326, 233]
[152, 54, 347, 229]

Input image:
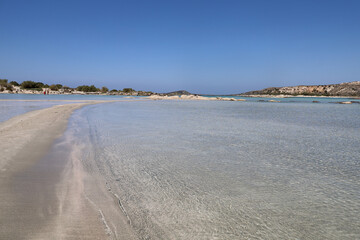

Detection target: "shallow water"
[62, 100, 360, 239]
[202, 95, 358, 104]
[0, 101, 62, 122]
[0, 93, 139, 122]
[0, 93, 131, 101]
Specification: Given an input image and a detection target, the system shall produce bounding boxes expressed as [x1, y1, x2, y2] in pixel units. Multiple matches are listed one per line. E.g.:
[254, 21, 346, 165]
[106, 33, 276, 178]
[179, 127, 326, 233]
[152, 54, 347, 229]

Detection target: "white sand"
[146, 94, 246, 101]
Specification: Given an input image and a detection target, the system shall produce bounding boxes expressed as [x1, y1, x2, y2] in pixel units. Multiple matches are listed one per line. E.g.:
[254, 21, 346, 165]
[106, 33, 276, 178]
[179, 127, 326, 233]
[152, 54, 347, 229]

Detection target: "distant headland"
[236, 81, 360, 97]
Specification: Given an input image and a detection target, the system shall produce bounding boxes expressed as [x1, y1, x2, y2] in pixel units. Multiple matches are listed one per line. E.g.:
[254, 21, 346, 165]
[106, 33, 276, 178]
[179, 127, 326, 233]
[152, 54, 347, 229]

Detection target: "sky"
[0, 0, 359, 94]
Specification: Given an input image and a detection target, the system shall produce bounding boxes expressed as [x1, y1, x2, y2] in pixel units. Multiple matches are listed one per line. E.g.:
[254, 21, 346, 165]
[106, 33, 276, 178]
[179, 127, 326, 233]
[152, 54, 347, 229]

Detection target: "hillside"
[240, 81, 360, 97]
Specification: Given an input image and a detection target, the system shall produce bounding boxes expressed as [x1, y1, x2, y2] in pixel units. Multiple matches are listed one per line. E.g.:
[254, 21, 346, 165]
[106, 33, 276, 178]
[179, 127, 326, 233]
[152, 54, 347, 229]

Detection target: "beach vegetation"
[49, 84, 59, 90]
[76, 85, 98, 92]
[6, 84, 13, 91]
[0, 79, 15, 91]
[123, 88, 135, 93]
[10, 81, 20, 86]
[101, 86, 109, 93]
[21, 81, 45, 89]
[48, 84, 63, 91]
[110, 89, 118, 92]
[0, 79, 8, 86]
[62, 86, 71, 93]
[35, 82, 45, 88]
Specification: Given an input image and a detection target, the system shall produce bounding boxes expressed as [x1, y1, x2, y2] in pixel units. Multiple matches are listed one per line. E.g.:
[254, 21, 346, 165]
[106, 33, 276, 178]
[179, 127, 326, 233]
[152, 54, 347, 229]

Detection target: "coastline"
[0, 101, 136, 239]
[234, 94, 360, 99]
[1, 91, 359, 99]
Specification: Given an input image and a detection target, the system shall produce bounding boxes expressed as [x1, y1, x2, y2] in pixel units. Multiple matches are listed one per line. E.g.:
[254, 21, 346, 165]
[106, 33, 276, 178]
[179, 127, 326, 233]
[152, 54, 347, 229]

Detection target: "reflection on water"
[53, 100, 360, 239]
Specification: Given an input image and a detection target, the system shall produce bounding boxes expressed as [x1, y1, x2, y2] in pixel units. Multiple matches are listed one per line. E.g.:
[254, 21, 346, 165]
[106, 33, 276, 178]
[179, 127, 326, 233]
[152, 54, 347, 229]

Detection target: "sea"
[1, 94, 359, 239]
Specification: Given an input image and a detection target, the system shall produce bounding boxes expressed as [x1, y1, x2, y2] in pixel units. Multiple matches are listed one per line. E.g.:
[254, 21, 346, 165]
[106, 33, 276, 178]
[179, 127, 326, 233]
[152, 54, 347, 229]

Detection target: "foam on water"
[67, 100, 360, 239]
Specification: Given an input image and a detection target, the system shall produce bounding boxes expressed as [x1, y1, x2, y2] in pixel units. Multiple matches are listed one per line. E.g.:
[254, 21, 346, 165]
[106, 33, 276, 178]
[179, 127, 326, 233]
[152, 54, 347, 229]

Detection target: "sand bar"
[0, 101, 136, 239]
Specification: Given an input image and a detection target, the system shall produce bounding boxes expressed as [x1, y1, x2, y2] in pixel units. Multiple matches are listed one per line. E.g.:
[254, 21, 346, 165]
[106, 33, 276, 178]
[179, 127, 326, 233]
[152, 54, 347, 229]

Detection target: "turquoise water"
[59, 100, 359, 239]
[0, 94, 138, 122]
[202, 95, 358, 103]
[1, 93, 358, 103]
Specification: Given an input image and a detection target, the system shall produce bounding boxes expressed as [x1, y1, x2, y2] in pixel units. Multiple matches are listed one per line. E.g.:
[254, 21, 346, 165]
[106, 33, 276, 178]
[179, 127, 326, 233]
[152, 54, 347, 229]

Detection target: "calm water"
[61, 100, 359, 239]
[0, 94, 137, 122]
[0, 93, 131, 101]
[0, 101, 62, 122]
[202, 95, 358, 104]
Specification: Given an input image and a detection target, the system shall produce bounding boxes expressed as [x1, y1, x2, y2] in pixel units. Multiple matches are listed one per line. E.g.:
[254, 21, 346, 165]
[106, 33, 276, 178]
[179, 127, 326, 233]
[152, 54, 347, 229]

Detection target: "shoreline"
[0, 101, 136, 239]
[232, 94, 359, 99]
[1, 92, 359, 99]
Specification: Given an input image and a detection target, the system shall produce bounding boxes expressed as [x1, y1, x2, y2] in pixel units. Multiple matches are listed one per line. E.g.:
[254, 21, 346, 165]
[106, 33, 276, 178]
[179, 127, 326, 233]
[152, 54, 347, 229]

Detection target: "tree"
[123, 88, 135, 93]
[62, 86, 71, 93]
[101, 86, 109, 93]
[21, 81, 38, 89]
[76, 85, 85, 91]
[20, 81, 46, 90]
[90, 85, 99, 92]
[10, 81, 19, 86]
[6, 84, 13, 91]
[0, 79, 13, 91]
[0, 79, 8, 86]
[35, 82, 45, 88]
[49, 84, 59, 91]
[76, 85, 99, 92]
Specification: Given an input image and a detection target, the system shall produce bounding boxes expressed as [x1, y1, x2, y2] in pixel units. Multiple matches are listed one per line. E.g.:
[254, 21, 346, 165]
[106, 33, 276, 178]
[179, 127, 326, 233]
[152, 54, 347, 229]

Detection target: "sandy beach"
[0, 101, 136, 239]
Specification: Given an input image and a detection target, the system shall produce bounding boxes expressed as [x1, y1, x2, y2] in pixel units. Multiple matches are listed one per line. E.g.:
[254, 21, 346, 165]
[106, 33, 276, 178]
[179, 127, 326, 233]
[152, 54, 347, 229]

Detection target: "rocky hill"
[241, 81, 360, 97]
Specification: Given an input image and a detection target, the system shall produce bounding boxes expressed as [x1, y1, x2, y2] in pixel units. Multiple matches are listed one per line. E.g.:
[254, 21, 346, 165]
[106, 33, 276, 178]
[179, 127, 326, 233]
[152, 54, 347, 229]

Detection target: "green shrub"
[123, 88, 135, 93]
[49, 84, 59, 90]
[6, 84, 13, 91]
[0, 79, 8, 86]
[21, 81, 45, 89]
[101, 86, 109, 93]
[76, 85, 99, 92]
[10, 81, 19, 86]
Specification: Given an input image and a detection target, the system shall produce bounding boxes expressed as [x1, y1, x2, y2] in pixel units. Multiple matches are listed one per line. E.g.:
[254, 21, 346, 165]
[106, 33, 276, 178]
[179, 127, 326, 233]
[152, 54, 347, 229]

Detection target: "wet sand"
[0, 101, 136, 239]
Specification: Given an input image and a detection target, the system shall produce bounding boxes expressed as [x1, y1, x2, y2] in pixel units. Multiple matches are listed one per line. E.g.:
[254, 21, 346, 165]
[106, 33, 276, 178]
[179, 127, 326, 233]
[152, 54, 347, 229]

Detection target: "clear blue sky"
[1, 0, 359, 94]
